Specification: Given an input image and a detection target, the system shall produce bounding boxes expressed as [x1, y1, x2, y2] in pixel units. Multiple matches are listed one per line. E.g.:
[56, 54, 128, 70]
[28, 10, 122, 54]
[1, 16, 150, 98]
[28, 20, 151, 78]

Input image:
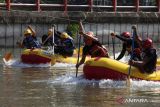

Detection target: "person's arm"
[55, 30, 61, 38]
[116, 43, 126, 60]
[76, 54, 86, 68]
[79, 21, 96, 40]
[115, 34, 131, 42]
[130, 60, 145, 67]
[130, 49, 157, 68]
[130, 61, 144, 70]
[79, 20, 85, 34]
[132, 25, 142, 49]
[129, 55, 149, 67]
[76, 46, 88, 68]
[111, 32, 131, 42]
[79, 21, 88, 38]
[28, 25, 36, 36]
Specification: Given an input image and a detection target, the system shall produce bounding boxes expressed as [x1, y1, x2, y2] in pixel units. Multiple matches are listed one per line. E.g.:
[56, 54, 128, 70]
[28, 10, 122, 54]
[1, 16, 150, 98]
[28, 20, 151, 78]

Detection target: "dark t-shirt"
[116, 35, 141, 61]
[23, 36, 41, 49]
[142, 48, 157, 73]
[61, 38, 75, 52]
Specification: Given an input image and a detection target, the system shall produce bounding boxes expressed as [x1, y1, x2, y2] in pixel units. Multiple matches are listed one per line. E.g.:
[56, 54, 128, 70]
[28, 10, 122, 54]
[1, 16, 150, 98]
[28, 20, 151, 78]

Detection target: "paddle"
[3, 52, 12, 62]
[76, 35, 81, 77]
[42, 25, 56, 46]
[42, 35, 51, 46]
[52, 26, 55, 54]
[76, 20, 85, 77]
[127, 28, 136, 86]
[112, 37, 115, 59]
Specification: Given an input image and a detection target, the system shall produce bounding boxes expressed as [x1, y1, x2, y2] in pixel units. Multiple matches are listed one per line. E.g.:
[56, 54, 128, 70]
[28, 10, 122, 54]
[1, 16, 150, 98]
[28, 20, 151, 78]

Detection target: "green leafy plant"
[66, 23, 79, 38]
[0, 0, 5, 3]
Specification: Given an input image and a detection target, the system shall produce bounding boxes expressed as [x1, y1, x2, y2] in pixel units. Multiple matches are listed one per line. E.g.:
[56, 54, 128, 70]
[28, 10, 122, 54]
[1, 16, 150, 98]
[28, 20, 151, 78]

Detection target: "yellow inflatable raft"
[83, 57, 160, 81]
[21, 49, 89, 65]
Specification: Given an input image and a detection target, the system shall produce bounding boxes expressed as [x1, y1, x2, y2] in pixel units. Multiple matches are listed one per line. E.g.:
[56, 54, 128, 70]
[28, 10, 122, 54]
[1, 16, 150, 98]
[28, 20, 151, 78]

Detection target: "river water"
[0, 47, 160, 107]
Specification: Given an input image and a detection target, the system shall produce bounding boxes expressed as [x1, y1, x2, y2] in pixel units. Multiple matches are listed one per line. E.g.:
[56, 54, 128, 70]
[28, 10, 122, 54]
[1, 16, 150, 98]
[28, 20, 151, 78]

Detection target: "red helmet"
[121, 32, 131, 38]
[142, 38, 153, 49]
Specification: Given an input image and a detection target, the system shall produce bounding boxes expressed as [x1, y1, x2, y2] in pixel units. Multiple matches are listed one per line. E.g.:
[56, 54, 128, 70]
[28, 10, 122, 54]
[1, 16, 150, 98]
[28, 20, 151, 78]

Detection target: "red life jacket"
[133, 48, 141, 55]
[89, 45, 108, 57]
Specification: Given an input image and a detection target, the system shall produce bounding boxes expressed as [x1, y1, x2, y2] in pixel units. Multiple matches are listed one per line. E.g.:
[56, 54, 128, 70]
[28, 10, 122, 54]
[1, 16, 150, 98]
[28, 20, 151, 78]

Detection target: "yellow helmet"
[24, 29, 32, 36]
[48, 29, 53, 36]
[60, 32, 69, 39]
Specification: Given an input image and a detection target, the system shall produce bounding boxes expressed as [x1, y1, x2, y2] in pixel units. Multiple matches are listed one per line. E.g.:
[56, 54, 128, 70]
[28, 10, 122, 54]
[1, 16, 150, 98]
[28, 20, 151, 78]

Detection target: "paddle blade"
[76, 68, 78, 77]
[51, 54, 57, 65]
[3, 52, 12, 62]
[126, 76, 131, 87]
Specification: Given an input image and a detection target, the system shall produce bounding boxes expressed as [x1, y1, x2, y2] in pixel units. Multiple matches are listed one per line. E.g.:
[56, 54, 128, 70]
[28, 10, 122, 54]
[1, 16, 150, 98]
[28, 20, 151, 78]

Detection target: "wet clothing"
[141, 48, 157, 73]
[42, 31, 75, 57]
[83, 40, 108, 58]
[23, 36, 41, 49]
[42, 31, 61, 46]
[55, 38, 75, 57]
[116, 35, 141, 61]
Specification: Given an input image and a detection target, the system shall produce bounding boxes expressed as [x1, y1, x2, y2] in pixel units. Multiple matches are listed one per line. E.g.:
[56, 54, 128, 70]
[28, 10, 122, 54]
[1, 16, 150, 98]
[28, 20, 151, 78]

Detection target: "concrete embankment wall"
[0, 11, 159, 47]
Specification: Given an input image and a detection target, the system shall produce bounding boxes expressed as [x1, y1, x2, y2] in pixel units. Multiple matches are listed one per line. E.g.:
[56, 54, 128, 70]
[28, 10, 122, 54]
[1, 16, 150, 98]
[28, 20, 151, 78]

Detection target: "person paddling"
[76, 21, 109, 69]
[111, 31, 141, 61]
[42, 28, 75, 57]
[42, 28, 61, 46]
[17, 25, 41, 49]
[129, 25, 157, 74]
[55, 32, 75, 57]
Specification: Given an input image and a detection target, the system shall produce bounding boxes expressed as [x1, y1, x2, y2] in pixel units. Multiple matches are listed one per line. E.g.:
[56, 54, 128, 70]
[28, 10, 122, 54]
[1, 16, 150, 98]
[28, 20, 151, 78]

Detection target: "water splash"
[30, 52, 159, 90]
[48, 72, 126, 88]
[110, 52, 130, 63]
[131, 80, 160, 91]
[53, 63, 75, 67]
[2, 52, 129, 68]
[3, 58, 51, 68]
[48, 72, 160, 90]
[3, 57, 77, 68]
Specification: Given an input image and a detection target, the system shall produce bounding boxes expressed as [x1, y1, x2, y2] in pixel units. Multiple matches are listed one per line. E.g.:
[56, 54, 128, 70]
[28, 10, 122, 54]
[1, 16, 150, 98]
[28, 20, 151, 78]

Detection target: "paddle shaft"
[127, 29, 136, 83]
[112, 38, 115, 59]
[42, 26, 55, 46]
[76, 20, 85, 77]
[76, 35, 81, 77]
[52, 26, 55, 54]
[42, 35, 51, 45]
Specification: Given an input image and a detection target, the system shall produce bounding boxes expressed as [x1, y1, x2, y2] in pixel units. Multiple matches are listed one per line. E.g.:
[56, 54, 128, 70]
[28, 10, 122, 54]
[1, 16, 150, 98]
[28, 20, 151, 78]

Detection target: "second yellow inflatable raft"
[83, 57, 160, 81]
